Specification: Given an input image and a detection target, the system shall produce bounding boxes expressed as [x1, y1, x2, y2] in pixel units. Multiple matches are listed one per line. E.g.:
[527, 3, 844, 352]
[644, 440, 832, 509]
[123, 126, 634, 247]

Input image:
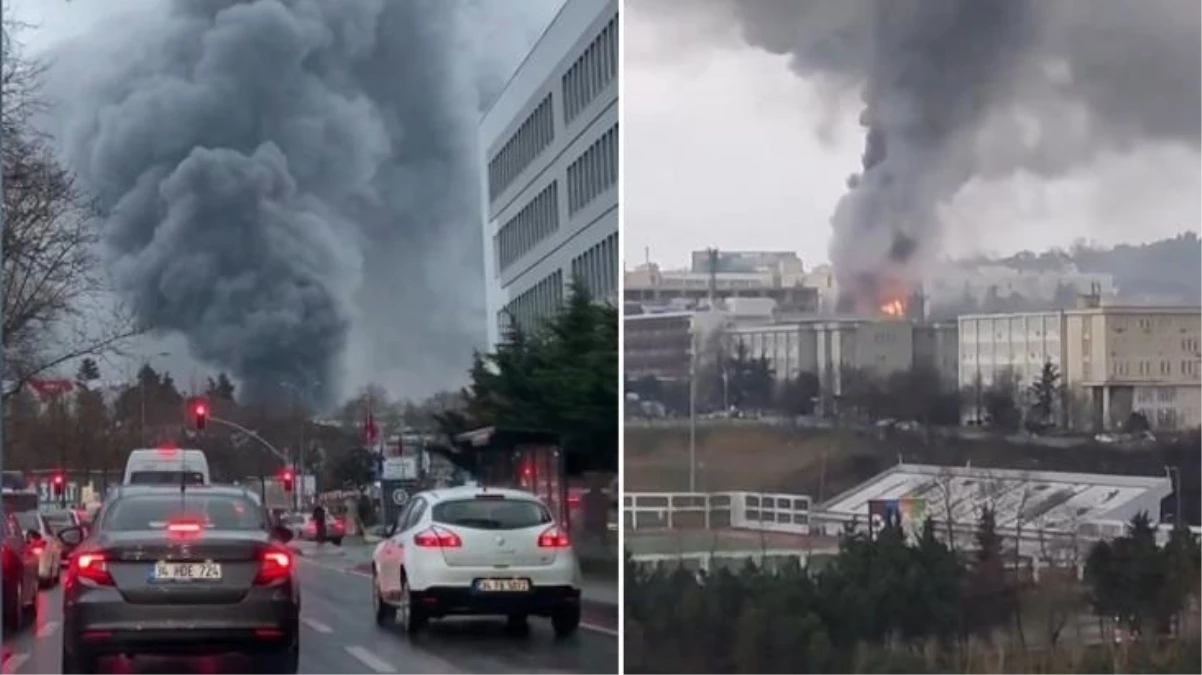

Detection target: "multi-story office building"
[728, 318, 959, 412]
[958, 298, 1201, 431]
[624, 311, 729, 382]
[479, 0, 618, 346]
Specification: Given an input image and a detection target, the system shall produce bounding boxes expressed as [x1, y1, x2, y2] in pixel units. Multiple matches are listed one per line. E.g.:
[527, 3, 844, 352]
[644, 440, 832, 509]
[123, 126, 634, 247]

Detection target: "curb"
[340, 561, 618, 634]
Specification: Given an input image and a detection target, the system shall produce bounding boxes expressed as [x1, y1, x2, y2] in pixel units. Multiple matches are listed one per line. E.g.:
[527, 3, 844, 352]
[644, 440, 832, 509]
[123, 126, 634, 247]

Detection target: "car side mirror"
[271, 525, 294, 543]
[58, 526, 83, 547]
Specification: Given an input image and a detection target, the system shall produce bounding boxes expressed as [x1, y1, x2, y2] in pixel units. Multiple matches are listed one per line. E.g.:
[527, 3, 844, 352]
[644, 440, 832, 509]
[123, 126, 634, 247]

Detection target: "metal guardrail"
[624, 491, 812, 535]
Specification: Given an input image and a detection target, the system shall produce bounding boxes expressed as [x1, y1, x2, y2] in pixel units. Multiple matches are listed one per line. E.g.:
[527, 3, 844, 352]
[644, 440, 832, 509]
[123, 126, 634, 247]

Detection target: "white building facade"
[479, 0, 619, 346]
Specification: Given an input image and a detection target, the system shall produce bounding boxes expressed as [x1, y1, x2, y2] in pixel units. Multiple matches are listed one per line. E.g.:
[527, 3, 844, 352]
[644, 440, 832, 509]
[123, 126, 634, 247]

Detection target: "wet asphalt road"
[2, 555, 617, 674]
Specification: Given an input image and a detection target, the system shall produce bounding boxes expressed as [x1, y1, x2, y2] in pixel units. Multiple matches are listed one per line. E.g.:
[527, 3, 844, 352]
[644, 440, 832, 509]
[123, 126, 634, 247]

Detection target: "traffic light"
[52, 473, 64, 498]
[192, 399, 209, 430]
[281, 469, 294, 493]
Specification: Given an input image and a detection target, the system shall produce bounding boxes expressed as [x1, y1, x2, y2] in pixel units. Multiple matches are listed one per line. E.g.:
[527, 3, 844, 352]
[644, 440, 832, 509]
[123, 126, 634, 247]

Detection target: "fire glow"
[880, 298, 906, 317]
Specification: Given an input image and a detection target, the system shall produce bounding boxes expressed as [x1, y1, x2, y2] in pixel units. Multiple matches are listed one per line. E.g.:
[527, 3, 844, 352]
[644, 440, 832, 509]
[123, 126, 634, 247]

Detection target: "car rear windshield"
[432, 497, 552, 531]
[128, 471, 205, 485]
[103, 495, 265, 531]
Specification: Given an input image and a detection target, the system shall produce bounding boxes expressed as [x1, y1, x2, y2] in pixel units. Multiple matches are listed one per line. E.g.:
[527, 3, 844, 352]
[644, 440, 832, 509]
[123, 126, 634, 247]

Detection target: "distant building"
[959, 298, 1200, 431]
[624, 262, 818, 313]
[728, 318, 959, 413]
[624, 310, 728, 382]
[479, 0, 618, 345]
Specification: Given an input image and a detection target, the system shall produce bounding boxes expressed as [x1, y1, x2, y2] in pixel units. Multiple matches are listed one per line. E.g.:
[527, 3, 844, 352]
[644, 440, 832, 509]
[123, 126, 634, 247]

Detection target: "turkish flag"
[364, 411, 378, 446]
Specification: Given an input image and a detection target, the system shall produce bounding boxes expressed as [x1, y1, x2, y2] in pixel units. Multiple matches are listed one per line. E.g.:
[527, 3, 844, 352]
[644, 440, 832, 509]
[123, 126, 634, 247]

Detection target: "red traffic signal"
[281, 469, 294, 493]
[51, 473, 65, 496]
[191, 399, 209, 430]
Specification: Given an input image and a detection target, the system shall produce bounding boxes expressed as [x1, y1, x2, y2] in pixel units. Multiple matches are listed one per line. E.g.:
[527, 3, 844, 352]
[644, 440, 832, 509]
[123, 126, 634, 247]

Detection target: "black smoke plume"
[46, 0, 555, 406]
[633, 0, 1200, 313]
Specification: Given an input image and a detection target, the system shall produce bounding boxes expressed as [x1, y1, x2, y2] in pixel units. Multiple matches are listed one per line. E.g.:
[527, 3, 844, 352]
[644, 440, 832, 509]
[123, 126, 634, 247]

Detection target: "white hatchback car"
[371, 485, 583, 638]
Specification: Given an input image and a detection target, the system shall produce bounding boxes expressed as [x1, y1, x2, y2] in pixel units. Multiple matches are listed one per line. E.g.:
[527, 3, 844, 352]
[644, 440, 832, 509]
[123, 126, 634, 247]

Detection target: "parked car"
[2, 511, 40, 631]
[16, 511, 64, 587]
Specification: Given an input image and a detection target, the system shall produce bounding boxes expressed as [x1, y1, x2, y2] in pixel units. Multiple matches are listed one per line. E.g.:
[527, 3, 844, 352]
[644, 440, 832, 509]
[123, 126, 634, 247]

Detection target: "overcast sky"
[622, 2, 1201, 272]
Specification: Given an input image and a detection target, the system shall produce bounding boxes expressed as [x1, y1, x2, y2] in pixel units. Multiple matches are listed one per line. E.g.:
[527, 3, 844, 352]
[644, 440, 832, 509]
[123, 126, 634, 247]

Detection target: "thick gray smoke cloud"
[635, 0, 1200, 311]
[46, 0, 557, 406]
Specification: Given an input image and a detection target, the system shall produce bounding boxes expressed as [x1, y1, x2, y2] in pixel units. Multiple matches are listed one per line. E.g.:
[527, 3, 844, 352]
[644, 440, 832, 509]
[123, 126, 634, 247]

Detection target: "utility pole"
[688, 328, 697, 493]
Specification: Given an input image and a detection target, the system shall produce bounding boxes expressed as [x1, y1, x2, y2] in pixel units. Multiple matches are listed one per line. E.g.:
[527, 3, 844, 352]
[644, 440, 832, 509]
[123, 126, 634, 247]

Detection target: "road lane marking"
[35, 621, 60, 639]
[298, 556, 619, 636]
[301, 617, 333, 633]
[2, 653, 29, 674]
[344, 645, 396, 673]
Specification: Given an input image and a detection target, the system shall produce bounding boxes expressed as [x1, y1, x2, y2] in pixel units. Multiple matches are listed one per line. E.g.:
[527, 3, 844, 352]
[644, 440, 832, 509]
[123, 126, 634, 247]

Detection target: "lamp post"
[281, 380, 320, 510]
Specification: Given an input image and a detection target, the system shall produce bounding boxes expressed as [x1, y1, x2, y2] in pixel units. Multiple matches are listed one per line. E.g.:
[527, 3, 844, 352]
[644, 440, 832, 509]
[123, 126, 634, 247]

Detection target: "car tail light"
[166, 518, 204, 539]
[74, 552, 114, 586]
[537, 525, 571, 548]
[31, 542, 45, 556]
[413, 527, 462, 548]
[254, 547, 293, 585]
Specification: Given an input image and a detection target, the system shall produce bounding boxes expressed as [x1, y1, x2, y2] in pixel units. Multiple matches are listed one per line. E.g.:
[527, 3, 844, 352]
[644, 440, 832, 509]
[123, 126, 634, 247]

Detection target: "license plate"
[475, 578, 531, 592]
[153, 561, 222, 581]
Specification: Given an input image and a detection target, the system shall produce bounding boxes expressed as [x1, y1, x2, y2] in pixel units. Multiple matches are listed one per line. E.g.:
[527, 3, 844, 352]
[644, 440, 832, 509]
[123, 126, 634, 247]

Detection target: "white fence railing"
[625, 491, 812, 535]
[627, 548, 835, 573]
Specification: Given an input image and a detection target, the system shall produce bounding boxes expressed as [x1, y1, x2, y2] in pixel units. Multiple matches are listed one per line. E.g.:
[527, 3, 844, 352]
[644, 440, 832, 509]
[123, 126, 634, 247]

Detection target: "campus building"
[479, 0, 619, 346]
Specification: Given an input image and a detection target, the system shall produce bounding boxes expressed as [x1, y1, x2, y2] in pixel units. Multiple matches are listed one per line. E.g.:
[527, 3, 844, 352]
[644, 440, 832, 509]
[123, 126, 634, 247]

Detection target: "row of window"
[1112, 359, 1201, 378]
[567, 123, 618, 215]
[570, 232, 618, 302]
[488, 94, 555, 202]
[494, 182, 559, 273]
[501, 270, 564, 335]
[562, 15, 618, 125]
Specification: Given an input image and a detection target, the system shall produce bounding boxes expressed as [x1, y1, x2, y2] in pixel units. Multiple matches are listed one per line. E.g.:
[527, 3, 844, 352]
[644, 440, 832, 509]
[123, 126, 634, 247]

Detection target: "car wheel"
[372, 569, 396, 627]
[257, 644, 299, 674]
[398, 572, 427, 636]
[551, 605, 581, 639]
[2, 581, 21, 631]
[332, 538, 342, 546]
[61, 645, 96, 674]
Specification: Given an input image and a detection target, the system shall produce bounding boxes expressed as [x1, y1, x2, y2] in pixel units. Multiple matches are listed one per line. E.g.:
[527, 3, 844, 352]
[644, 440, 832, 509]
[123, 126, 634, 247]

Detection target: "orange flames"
[880, 298, 906, 317]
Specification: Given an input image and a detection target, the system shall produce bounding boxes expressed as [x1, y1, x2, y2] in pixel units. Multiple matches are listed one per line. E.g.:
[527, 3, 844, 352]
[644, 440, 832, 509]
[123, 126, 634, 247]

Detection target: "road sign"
[381, 457, 417, 480]
[391, 488, 409, 506]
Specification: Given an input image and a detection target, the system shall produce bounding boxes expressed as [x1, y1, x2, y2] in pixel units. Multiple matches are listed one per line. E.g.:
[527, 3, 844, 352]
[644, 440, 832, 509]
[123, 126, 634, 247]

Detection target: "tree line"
[436, 284, 618, 477]
[625, 511, 1200, 674]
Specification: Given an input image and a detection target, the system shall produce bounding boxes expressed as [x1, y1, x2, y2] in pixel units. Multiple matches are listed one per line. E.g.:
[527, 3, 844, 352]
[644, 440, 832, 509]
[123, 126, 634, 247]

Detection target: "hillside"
[625, 425, 1201, 525]
[967, 232, 1201, 304]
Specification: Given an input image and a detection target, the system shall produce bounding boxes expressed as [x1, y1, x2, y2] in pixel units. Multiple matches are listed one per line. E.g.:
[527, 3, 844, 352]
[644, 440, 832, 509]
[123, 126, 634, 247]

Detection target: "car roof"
[420, 485, 544, 505]
[110, 483, 255, 500]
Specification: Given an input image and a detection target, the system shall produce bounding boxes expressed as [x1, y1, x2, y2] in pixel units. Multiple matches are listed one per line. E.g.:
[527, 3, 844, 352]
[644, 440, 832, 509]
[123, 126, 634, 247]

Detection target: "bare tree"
[3, 20, 140, 399]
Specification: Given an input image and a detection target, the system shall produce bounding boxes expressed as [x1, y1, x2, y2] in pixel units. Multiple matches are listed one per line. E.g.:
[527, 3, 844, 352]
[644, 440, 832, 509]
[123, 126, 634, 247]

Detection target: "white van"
[122, 449, 211, 486]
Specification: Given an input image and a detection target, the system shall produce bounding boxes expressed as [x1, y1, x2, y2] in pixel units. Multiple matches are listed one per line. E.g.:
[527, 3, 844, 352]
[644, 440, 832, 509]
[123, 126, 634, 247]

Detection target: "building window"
[566, 123, 618, 215]
[562, 15, 618, 125]
[502, 269, 564, 335]
[487, 94, 555, 203]
[494, 181, 560, 273]
[570, 231, 618, 302]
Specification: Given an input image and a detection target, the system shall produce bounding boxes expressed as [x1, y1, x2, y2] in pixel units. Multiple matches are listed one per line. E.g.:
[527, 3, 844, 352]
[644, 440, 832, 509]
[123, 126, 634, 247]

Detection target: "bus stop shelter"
[453, 427, 569, 530]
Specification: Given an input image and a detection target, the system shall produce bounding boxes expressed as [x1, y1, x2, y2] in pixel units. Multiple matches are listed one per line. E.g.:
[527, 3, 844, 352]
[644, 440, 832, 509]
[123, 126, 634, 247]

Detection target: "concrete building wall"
[479, 0, 619, 346]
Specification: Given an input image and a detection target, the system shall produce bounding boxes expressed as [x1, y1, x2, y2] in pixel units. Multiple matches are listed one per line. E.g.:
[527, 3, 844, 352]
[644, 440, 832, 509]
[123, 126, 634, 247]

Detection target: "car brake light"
[413, 527, 462, 548]
[537, 525, 571, 548]
[75, 552, 114, 586]
[255, 548, 292, 585]
[31, 543, 45, 556]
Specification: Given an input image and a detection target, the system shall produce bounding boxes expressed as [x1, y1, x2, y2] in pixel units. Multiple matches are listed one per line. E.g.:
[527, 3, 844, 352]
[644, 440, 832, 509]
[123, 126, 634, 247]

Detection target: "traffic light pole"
[206, 415, 289, 463]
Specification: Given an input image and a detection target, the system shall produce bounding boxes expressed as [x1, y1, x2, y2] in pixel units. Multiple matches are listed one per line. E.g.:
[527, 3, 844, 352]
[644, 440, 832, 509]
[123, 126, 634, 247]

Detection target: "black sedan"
[58, 484, 300, 673]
